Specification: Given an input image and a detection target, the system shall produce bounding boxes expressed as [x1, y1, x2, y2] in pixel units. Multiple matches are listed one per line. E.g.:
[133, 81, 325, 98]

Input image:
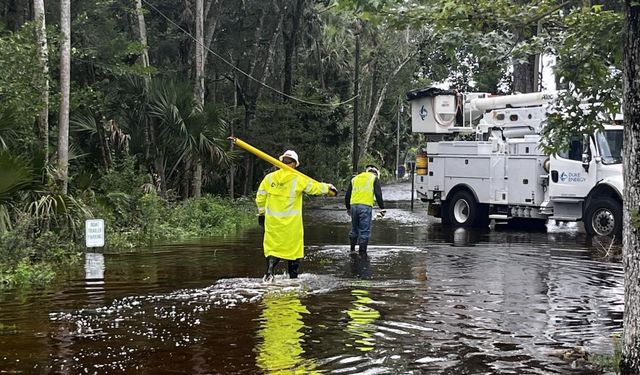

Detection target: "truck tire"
[584, 197, 622, 238]
[447, 190, 487, 227]
[440, 202, 451, 225]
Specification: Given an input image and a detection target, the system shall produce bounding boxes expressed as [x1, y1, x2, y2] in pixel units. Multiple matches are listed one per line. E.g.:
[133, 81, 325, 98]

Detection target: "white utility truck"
[407, 87, 623, 238]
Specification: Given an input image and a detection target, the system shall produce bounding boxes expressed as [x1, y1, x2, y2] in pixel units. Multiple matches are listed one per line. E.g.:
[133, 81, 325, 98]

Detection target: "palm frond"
[0, 151, 35, 203]
[71, 114, 99, 135]
[0, 107, 18, 150]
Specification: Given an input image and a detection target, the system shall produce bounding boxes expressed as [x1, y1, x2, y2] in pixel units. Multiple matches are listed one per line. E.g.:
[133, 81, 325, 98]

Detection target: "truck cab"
[548, 125, 623, 236]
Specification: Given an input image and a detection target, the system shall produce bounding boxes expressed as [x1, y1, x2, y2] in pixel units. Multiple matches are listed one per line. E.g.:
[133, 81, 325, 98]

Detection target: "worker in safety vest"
[344, 165, 385, 253]
[256, 150, 337, 282]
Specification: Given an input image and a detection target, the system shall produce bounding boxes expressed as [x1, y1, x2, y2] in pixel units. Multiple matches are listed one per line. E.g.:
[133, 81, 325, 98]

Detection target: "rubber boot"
[349, 237, 358, 253]
[263, 256, 280, 282]
[358, 242, 368, 254]
[287, 259, 301, 279]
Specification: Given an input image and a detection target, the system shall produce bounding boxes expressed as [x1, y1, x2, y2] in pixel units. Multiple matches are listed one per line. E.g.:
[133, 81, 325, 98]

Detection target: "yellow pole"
[229, 137, 336, 196]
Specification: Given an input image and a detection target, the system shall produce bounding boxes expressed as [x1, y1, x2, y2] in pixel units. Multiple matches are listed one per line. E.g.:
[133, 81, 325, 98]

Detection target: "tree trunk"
[33, 0, 48, 167]
[315, 39, 325, 89]
[193, 158, 203, 199]
[360, 54, 413, 158]
[237, 2, 281, 195]
[57, 0, 71, 194]
[512, 0, 537, 94]
[134, 0, 153, 171]
[256, 10, 284, 102]
[192, 0, 205, 198]
[194, 0, 205, 106]
[512, 55, 537, 93]
[620, 2, 640, 374]
[203, 0, 221, 68]
[97, 118, 113, 169]
[282, 0, 306, 97]
[134, 0, 150, 86]
[352, 32, 360, 174]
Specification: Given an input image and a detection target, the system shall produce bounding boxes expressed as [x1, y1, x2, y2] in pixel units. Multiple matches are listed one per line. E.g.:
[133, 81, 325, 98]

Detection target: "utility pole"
[352, 25, 361, 174]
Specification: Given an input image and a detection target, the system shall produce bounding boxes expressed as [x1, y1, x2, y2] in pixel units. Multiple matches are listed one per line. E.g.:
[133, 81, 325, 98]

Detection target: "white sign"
[85, 219, 105, 248]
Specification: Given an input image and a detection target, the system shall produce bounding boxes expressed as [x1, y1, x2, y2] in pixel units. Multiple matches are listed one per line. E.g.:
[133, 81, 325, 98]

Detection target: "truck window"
[596, 129, 623, 164]
[558, 137, 584, 161]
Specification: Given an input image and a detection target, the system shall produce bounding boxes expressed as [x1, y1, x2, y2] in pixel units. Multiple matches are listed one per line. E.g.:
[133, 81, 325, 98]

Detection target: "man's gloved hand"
[327, 183, 338, 197]
[346, 208, 351, 217]
[258, 214, 265, 228]
[375, 209, 386, 219]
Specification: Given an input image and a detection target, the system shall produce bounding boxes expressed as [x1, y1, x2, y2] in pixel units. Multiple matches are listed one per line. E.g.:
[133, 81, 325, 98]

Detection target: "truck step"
[489, 214, 509, 220]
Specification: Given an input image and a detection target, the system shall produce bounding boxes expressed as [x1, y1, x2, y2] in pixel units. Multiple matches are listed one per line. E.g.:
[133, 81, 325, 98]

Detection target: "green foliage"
[0, 218, 81, 288]
[0, 23, 43, 135]
[0, 260, 56, 287]
[541, 7, 623, 154]
[102, 193, 255, 250]
[99, 156, 148, 196]
[0, 151, 35, 233]
[26, 194, 91, 234]
[249, 97, 350, 188]
[590, 332, 622, 373]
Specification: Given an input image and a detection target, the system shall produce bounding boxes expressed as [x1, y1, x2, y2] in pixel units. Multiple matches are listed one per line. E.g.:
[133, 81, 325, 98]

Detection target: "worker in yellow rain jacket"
[256, 150, 336, 282]
[344, 165, 385, 254]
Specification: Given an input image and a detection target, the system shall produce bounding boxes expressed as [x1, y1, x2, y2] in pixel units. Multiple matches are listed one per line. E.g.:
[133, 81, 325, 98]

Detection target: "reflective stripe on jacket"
[349, 172, 376, 207]
[256, 169, 329, 260]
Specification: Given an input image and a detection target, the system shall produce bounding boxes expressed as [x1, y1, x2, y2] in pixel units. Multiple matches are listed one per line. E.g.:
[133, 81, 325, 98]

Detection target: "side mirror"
[582, 152, 590, 172]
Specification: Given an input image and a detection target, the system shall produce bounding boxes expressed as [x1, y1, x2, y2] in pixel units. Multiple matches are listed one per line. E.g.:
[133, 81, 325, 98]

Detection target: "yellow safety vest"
[256, 169, 329, 260]
[350, 172, 376, 207]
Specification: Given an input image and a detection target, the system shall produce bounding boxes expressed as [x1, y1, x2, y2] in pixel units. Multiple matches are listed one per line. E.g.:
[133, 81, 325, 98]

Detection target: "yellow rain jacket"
[256, 169, 329, 260]
[350, 172, 376, 206]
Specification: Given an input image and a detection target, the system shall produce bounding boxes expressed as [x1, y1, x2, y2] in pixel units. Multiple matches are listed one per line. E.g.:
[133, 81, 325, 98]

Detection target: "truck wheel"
[447, 190, 482, 227]
[584, 197, 622, 238]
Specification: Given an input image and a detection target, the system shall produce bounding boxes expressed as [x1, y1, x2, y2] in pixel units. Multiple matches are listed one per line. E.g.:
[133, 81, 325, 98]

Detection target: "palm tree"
[148, 80, 230, 198]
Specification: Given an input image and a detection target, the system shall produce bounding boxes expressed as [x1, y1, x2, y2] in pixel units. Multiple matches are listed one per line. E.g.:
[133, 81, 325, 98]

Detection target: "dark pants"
[349, 204, 373, 246]
[265, 256, 301, 279]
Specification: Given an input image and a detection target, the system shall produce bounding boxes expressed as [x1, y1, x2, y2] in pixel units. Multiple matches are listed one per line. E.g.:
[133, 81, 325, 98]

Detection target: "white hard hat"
[279, 150, 300, 167]
[365, 165, 379, 176]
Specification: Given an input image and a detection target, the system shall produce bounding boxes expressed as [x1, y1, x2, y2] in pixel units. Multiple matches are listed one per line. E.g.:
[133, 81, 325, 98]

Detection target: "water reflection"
[349, 252, 371, 279]
[84, 252, 105, 295]
[345, 289, 380, 352]
[255, 293, 318, 374]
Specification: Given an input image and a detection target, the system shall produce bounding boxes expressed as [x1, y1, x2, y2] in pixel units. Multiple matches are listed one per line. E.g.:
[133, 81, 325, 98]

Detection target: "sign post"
[85, 219, 105, 248]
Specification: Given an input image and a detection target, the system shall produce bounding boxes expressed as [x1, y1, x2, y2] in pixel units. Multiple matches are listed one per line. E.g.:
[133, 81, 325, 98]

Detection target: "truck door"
[549, 135, 597, 199]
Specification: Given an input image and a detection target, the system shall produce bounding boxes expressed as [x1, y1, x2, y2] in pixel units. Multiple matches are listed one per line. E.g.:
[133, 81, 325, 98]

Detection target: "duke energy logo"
[560, 172, 586, 183]
[419, 105, 428, 121]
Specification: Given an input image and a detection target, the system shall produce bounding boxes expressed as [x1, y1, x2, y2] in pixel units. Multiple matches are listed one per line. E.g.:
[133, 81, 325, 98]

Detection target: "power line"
[141, 0, 358, 108]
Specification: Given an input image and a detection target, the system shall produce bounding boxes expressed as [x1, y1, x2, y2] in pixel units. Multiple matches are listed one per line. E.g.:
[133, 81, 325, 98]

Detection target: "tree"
[620, 2, 640, 373]
[193, 0, 205, 198]
[33, 0, 49, 165]
[57, 0, 71, 194]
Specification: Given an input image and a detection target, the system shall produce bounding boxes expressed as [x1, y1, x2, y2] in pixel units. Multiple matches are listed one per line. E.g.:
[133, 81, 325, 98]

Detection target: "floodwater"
[0, 182, 623, 374]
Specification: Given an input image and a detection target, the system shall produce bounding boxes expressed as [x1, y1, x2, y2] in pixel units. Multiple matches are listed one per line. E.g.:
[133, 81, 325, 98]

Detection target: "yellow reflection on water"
[255, 292, 319, 374]
[345, 289, 380, 352]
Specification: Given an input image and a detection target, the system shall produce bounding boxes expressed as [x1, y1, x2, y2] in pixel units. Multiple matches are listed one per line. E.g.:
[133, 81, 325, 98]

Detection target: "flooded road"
[0, 182, 623, 374]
